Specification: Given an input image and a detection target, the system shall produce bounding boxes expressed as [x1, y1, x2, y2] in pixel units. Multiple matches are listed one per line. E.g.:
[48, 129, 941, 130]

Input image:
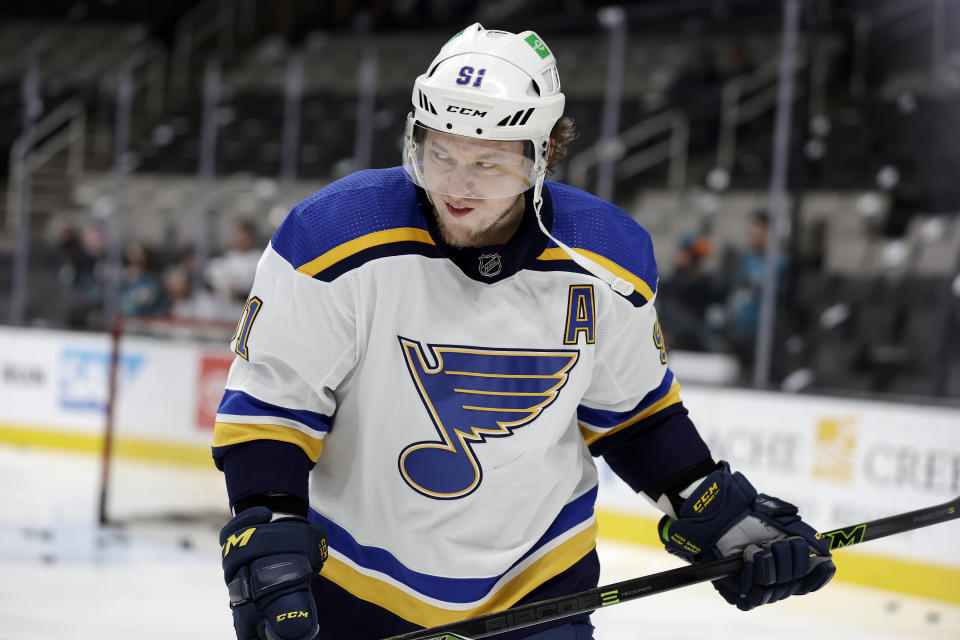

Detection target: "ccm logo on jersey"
[397, 338, 579, 500]
[221, 527, 256, 558]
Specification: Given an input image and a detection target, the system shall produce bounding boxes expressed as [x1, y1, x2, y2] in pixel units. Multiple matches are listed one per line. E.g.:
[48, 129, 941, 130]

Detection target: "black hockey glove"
[220, 506, 328, 640]
[659, 461, 835, 611]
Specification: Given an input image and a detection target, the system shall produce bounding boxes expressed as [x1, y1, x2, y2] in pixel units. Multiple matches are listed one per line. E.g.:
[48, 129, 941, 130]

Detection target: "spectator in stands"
[58, 221, 109, 329]
[53, 222, 85, 324]
[121, 241, 166, 317]
[163, 265, 225, 321]
[204, 220, 262, 317]
[726, 211, 788, 369]
[657, 233, 723, 351]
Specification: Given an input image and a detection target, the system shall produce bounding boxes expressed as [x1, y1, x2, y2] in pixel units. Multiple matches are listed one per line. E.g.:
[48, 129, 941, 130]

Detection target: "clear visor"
[403, 120, 540, 199]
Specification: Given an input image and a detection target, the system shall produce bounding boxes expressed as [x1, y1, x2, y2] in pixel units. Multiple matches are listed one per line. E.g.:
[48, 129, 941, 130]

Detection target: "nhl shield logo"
[478, 253, 502, 277]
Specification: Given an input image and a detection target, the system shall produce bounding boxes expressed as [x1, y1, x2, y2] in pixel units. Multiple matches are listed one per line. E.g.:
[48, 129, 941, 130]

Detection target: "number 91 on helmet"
[402, 23, 565, 200]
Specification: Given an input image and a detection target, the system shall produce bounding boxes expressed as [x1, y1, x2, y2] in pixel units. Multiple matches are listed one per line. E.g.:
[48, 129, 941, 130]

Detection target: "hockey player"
[213, 24, 835, 640]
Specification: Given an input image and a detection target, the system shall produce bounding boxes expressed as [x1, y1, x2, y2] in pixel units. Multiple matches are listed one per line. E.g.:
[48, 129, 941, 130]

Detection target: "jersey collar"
[417, 185, 554, 284]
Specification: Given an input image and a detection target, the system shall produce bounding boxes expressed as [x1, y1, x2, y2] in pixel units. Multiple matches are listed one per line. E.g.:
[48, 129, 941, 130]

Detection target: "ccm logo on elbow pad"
[276, 611, 310, 622]
[693, 482, 719, 513]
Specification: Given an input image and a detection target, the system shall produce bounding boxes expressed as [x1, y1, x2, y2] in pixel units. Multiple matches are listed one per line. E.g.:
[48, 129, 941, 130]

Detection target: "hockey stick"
[388, 495, 960, 640]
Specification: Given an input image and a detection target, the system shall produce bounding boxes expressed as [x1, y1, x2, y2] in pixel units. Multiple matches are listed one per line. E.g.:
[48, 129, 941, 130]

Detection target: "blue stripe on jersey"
[270, 167, 426, 270]
[309, 486, 597, 604]
[577, 369, 675, 430]
[544, 181, 659, 300]
[308, 549, 599, 639]
[311, 240, 444, 282]
[217, 389, 332, 433]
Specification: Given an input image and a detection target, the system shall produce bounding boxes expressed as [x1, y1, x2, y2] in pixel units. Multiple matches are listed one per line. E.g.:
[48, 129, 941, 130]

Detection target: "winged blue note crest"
[398, 337, 579, 499]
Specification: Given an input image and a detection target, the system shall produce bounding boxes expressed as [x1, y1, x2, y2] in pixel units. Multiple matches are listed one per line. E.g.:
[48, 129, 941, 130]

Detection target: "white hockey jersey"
[213, 167, 682, 628]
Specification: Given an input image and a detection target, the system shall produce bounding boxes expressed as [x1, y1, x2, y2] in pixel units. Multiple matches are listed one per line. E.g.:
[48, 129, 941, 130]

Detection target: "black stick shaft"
[390, 496, 960, 640]
[819, 496, 960, 550]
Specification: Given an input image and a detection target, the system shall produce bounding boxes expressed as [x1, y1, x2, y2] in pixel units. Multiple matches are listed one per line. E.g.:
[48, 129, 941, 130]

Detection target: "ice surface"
[2, 444, 957, 639]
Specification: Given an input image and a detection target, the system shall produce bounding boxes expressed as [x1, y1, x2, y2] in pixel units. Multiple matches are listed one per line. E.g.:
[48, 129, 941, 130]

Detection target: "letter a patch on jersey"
[563, 284, 595, 345]
[398, 338, 579, 500]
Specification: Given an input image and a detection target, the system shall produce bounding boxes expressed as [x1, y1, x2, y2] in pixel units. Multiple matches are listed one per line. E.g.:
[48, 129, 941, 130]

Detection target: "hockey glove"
[220, 506, 328, 640]
[658, 461, 835, 611]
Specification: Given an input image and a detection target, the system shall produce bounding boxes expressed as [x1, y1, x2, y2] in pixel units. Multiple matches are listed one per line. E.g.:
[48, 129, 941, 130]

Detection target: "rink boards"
[1, 325, 958, 603]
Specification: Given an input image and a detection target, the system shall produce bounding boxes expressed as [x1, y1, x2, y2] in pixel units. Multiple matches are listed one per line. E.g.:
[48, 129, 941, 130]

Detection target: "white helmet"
[403, 23, 565, 199]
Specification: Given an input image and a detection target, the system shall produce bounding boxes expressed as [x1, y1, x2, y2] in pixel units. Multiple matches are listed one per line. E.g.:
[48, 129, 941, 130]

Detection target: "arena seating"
[1, 5, 957, 398]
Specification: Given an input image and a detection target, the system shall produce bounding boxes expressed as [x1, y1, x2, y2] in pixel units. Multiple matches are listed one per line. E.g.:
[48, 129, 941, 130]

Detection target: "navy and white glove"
[220, 506, 328, 640]
[658, 462, 835, 611]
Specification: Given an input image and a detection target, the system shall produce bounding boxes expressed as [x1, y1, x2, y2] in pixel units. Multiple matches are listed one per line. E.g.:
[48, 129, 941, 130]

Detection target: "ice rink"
[3, 443, 958, 640]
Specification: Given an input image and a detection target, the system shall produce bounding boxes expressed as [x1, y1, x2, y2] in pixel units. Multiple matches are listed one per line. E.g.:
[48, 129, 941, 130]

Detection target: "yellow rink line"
[0, 423, 213, 466]
[4, 422, 959, 605]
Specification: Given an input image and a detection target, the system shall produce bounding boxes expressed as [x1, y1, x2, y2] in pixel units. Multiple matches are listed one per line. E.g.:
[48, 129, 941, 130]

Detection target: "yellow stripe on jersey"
[320, 520, 598, 628]
[213, 421, 324, 461]
[578, 381, 682, 446]
[296, 227, 436, 277]
[536, 247, 656, 302]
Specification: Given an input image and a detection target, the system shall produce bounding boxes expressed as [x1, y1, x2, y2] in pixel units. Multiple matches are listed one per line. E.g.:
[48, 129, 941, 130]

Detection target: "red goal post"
[98, 314, 238, 527]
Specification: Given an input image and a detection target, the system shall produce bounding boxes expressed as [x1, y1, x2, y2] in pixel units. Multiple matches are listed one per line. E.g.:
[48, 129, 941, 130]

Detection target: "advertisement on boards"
[596, 384, 960, 568]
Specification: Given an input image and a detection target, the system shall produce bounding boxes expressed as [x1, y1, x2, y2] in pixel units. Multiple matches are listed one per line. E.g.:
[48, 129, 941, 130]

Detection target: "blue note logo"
[398, 338, 579, 500]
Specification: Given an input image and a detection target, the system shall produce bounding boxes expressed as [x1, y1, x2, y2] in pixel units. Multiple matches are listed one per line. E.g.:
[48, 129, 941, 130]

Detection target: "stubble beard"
[432, 195, 525, 249]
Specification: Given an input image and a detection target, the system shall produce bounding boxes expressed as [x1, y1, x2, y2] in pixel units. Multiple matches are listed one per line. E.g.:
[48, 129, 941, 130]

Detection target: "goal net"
[98, 315, 236, 528]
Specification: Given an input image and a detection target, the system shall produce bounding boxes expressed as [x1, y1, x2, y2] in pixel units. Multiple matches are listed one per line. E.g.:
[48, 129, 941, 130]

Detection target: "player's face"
[422, 131, 528, 248]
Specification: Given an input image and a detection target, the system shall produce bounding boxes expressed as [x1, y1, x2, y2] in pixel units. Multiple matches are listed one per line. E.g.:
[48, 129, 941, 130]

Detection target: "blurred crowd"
[657, 211, 785, 369]
[51, 219, 262, 329]
[47, 205, 782, 375]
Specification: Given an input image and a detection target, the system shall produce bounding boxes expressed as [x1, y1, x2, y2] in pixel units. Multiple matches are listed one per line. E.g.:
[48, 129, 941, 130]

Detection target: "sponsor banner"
[60, 344, 147, 413]
[597, 385, 960, 568]
[0, 326, 231, 443]
[0, 329, 56, 421]
[111, 334, 202, 443]
[195, 351, 234, 430]
[3, 327, 959, 569]
[0, 327, 110, 430]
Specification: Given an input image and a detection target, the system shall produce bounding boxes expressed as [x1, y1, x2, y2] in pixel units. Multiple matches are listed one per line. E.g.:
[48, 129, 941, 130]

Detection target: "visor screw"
[445, 123, 453, 130]
[476, 128, 483, 135]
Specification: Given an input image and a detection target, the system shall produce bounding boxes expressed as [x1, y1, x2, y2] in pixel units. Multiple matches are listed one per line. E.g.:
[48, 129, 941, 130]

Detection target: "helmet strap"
[530, 175, 635, 297]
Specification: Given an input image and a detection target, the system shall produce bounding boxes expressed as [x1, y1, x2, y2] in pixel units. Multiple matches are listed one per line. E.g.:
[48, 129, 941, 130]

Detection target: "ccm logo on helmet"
[446, 105, 487, 117]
